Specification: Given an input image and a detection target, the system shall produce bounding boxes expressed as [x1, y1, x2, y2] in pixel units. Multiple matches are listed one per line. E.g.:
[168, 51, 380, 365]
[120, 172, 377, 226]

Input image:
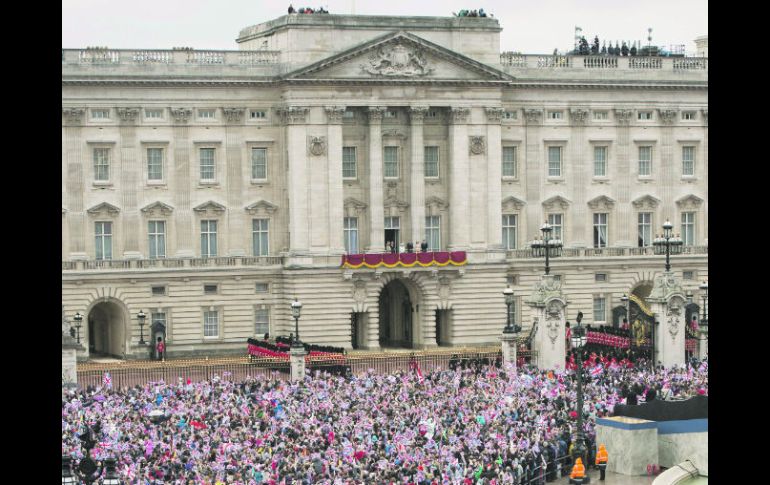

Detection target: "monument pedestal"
[698, 328, 708, 359]
[648, 272, 687, 368]
[290, 346, 307, 381]
[62, 334, 83, 388]
[500, 332, 518, 370]
[525, 274, 567, 370]
[596, 417, 659, 476]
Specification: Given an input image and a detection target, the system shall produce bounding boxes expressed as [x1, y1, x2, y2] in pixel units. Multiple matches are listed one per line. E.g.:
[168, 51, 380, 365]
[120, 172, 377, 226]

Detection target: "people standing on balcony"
[421, 240, 428, 252]
[399, 242, 405, 253]
[385, 241, 392, 253]
[406, 241, 414, 253]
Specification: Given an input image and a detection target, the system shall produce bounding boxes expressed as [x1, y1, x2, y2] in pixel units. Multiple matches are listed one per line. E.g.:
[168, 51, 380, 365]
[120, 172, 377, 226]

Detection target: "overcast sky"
[62, 0, 707, 55]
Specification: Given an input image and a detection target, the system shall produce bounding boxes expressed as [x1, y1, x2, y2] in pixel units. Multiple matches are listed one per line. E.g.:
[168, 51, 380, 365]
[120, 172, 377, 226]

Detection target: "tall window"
[548, 146, 562, 177]
[682, 146, 695, 176]
[638, 146, 652, 176]
[593, 213, 608, 248]
[637, 213, 652, 247]
[502, 146, 517, 177]
[252, 148, 267, 180]
[594, 146, 607, 177]
[593, 297, 606, 323]
[93, 148, 110, 181]
[384, 146, 399, 178]
[425, 216, 441, 251]
[151, 311, 166, 328]
[681, 212, 695, 246]
[95, 222, 112, 260]
[255, 308, 270, 335]
[252, 219, 269, 256]
[502, 214, 517, 250]
[425, 146, 439, 177]
[148, 221, 166, 259]
[344, 217, 359, 254]
[200, 148, 215, 181]
[201, 220, 217, 257]
[147, 148, 163, 181]
[203, 310, 219, 338]
[548, 214, 563, 241]
[342, 147, 357, 178]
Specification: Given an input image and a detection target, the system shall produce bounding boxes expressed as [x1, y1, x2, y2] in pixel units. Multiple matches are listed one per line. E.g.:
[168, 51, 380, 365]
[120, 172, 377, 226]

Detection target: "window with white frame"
[503, 110, 518, 120]
[203, 310, 219, 338]
[251, 148, 267, 180]
[151, 285, 167, 296]
[638, 111, 653, 121]
[595, 273, 607, 282]
[548, 214, 563, 241]
[385, 110, 398, 119]
[249, 110, 266, 119]
[344, 217, 359, 254]
[425, 216, 441, 251]
[91, 109, 110, 119]
[548, 111, 563, 120]
[342, 110, 355, 119]
[204, 284, 218, 294]
[147, 148, 164, 181]
[255, 308, 270, 335]
[682, 111, 697, 121]
[199, 148, 216, 181]
[593, 213, 608, 248]
[638, 146, 652, 176]
[93, 148, 110, 181]
[425, 110, 439, 119]
[201, 220, 217, 257]
[95, 221, 112, 260]
[682, 146, 695, 176]
[151, 311, 167, 330]
[252, 219, 269, 256]
[502, 146, 517, 177]
[681, 212, 695, 246]
[145, 109, 164, 120]
[638, 212, 652, 247]
[148, 221, 166, 259]
[594, 146, 607, 177]
[683, 271, 695, 280]
[255, 282, 269, 293]
[502, 214, 517, 250]
[593, 111, 608, 120]
[547, 146, 562, 177]
[342, 147, 357, 178]
[424, 146, 439, 177]
[384, 146, 399, 178]
[198, 109, 216, 120]
[593, 296, 606, 323]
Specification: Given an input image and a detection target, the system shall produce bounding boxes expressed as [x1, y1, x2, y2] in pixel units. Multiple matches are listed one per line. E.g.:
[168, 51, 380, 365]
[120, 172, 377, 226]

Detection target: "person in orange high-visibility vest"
[596, 444, 608, 480]
[570, 457, 586, 484]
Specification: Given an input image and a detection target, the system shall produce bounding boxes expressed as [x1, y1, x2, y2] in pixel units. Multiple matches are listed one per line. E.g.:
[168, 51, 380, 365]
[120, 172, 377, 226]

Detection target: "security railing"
[62, 48, 280, 66]
[62, 255, 284, 271]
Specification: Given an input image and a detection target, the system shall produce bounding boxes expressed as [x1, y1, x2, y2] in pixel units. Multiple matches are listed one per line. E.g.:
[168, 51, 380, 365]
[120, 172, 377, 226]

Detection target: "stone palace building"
[62, 14, 708, 359]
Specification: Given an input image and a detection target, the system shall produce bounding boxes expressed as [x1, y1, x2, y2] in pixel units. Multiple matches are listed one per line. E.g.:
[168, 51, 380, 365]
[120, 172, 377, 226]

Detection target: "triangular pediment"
[542, 196, 571, 211]
[675, 194, 704, 209]
[87, 202, 120, 216]
[141, 201, 174, 216]
[193, 200, 226, 214]
[344, 197, 368, 210]
[501, 196, 526, 211]
[587, 195, 616, 210]
[245, 200, 278, 215]
[283, 31, 513, 83]
[631, 195, 661, 210]
[384, 196, 410, 209]
[425, 196, 448, 209]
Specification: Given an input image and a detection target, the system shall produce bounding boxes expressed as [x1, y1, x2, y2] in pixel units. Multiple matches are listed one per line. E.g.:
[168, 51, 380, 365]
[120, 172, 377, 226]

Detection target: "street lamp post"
[73, 312, 84, 344]
[137, 310, 147, 345]
[570, 311, 589, 481]
[503, 286, 520, 334]
[290, 299, 303, 348]
[62, 423, 123, 484]
[531, 221, 563, 275]
[620, 294, 629, 329]
[699, 281, 708, 328]
[652, 220, 683, 272]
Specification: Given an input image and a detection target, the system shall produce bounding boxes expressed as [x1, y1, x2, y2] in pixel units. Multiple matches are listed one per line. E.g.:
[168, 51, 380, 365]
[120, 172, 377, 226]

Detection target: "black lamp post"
[699, 281, 708, 328]
[73, 312, 84, 344]
[137, 310, 147, 345]
[570, 311, 589, 481]
[530, 221, 563, 275]
[620, 294, 629, 328]
[63, 422, 122, 484]
[503, 286, 521, 334]
[652, 220, 683, 272]
[290, 299, 303, 348]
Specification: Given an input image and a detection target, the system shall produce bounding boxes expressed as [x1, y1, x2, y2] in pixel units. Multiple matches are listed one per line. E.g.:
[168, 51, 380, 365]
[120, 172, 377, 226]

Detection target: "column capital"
[62, 107, 85, 125]
[222, 107, 246, 124]
[614, 109, 634, 125]
[484, 107, 505, 123]
[701, 109, 708, 124]
[278, 106, 310, 125]
[170, 107, 193, 124]
[569, 108, 589, 125]
[523, 109, 543, 125]
[408, 106, 430, 123]
[450, 107, 470, 124]
[324, 105, 347, 124]
[367, 106, 387, 123]
[116, 107, 140, 124]
[658, 108, 678, 124]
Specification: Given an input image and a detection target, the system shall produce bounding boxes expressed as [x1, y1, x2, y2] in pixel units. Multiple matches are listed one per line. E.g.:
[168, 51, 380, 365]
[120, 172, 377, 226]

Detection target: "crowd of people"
[63, 356, 707, 484]
[454, 9, 490, 17]
[287, 5, 329, 14]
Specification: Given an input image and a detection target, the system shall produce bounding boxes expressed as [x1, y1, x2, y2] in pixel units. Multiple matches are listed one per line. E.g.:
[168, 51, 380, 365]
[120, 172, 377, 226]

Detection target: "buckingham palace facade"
[62, 14, 708, 359]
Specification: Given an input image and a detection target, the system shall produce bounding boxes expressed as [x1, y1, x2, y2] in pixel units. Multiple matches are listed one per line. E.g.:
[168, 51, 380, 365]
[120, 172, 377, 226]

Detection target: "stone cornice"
[116, 107, 140, 124]
[222, 107, 246, 123]
[587, 195, 616, 211]
[140, 201, 174, 216]
[245, 200, 278, 215]
[62, 107, 85, 125]
[631, 195, 661, 210]
[484, 107, 505, 123]
[169, 107, 192, 124]
[193, 200, 227, 214]
[87, 202, 120, 216]
[408, 106, 430, 123]
[324, 105, 347, 124]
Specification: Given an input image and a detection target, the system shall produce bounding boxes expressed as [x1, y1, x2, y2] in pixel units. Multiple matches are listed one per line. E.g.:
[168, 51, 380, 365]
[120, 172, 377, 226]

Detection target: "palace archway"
[87, 300, 127, 358]
[378, 279, 422, 348]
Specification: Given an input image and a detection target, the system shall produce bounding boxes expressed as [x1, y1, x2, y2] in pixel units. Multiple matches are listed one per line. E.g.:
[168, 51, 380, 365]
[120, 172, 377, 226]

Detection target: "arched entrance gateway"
[87, 300, 127, 359]
[378, 279, 422, 349]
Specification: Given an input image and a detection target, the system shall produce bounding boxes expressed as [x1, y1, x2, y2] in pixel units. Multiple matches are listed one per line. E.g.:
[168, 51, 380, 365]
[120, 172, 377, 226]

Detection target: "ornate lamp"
[290, 299, 303, 348]
[699, 281, 708, 328]
[503, 286, 520, 334]
[653, 220, 683, 271]
[530, 221, 563, 275]
[73, 312, 84, 344]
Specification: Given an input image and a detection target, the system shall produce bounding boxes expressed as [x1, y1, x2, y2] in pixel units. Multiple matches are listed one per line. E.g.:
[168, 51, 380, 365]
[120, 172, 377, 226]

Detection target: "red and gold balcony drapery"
[341, 251, 467, 269]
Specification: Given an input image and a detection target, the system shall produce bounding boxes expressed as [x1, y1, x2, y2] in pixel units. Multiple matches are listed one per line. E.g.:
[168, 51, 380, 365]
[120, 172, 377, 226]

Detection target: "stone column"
[523, 109, 544, 240]
[282, 106, 311, 256]
[500, 332, 518, 370]
[409, 106, 428, 246]
[659, 109, 678, 225]
[117, 108, 141, 259]
[702, 109, 708, 244]
[326, 106, 346, 254]
[448, 107, 470, 251]
[289, 346, 308, 381]
[367, 107, 386, 253]
[614, 109, 634, 247]
[648, 271, 687, 368]
[223, 108, 246, 256]
[698, 327, 708, 359]
[569, 108, 588, 247]
[171, 108, 194, 257]
[62, 108, 87, 259]
[525, 274, 567, 370]
[485, 108, 505, 251]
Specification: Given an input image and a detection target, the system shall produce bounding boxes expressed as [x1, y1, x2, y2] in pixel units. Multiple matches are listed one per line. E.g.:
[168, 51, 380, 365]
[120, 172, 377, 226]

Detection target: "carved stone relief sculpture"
[362, 41, 434, 77]
[307, 136, 327, 156]
[469, 136, 486, 155]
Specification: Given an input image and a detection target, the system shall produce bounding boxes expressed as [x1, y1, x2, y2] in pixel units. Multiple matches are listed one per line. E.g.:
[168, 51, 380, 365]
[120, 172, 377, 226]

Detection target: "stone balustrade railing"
[500, 53, 707, 72]
[62, 49, 281, 66]
[506, 245, 708, 259]
[62, 256, 284, 272]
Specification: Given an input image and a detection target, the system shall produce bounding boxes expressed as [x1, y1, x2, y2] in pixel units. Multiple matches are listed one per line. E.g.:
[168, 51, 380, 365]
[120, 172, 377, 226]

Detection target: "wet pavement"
[554, 471, 659, 484]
